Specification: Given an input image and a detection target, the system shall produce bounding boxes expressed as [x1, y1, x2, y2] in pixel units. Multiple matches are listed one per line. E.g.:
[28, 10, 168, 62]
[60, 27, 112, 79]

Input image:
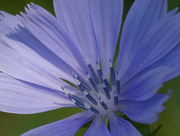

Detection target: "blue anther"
[68, 94, 87, 110]
[72, 73, 77, 79]
[85, 59, 100, 84]
[90, 106, 100, 114]
[102, 77, 112, 92]
[77, 77, 91, 92]
[99, 96, 109, 110]
[110, 59, 115, 85]
[114, 91, 118, 106]
[97, 69, 103, 78]
[62, 87, 87, 110]
[74, 101, 87, 110]
[78, 84, 84, 92]
[61, 86, 65, 91]
[68, 94, 82, 104]
[96, 62, 103, 78]
[102, 83, 111, 99]
[74, 78, 84, 92]
[72, 73, 91, 92]
[116, 80, 121, 94]
[86, 73, 100, 93]
[61, 87, 97, 114]
[86, 93, 98, 105]
[61, 87, 69, 96]
[101, 102, 109, 110]
[79, 84, 98, 106]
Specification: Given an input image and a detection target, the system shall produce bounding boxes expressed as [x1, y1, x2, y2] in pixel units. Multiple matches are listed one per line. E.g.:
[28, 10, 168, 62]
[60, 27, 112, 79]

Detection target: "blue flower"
[0, 0, 180, 135]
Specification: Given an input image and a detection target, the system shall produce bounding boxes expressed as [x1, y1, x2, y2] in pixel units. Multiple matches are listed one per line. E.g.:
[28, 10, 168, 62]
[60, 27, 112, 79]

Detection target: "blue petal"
[121, 9, 180, 83]
[84, 115, 111, 136]
[53, 0, 99, 69]
[0, 73, 75, 114]
[117, 0, 167, 78]
[19, 4, 88, 76]
[119, 93, 170, 124]
[90, 0, 123, 79]
[120, 67, 171, 101]
[21, 111, 94, 136]
[138, 41, 180, 82]
[0, 9, 86, 88]
[0, 37, 75, 90]
[108, 112, 142, 136]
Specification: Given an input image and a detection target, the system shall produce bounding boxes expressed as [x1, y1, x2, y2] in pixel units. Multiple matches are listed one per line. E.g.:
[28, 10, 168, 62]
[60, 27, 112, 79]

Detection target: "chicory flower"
[1, 0, 180, 135]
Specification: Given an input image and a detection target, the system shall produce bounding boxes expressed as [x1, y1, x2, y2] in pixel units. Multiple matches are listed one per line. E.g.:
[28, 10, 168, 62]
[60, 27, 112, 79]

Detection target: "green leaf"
[149, 125, 162, 136]
[130, 122, 151, 136]
[137, 124, 151, 136]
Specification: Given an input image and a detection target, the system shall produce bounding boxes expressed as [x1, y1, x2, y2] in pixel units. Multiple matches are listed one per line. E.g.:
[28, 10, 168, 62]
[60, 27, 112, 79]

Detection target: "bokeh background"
[0, 0, 180, 135]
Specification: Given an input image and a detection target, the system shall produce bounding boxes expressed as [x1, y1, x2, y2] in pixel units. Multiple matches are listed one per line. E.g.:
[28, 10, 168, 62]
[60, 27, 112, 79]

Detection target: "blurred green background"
[0, 0, 180, 136]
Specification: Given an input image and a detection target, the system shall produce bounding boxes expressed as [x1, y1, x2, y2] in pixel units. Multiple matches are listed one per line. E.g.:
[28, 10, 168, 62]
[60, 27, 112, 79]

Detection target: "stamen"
[70, 98, 87, 110]
[86, 72, 100, 93]
[61, 87, 68, 96]
[102, 76, 112, 92]
[84, 59, 100, 84]
[62, 87, 85, 108]
[72, 72, 77, 79]
[114, 91, 118, 106]
[75, 78, 84, 91]
[68, 94, 84, 106]
[76, 77, 91, 92]
[96, 62, 103, 79]
[75, 78, 98, 106]
[109, 59, 115, 85]
[116, 72, 121, 94]
[82, 88, 98, 106]
[99, 96, 109, 110]
[72, 73, 91, 92]
[96, 62, 112, 92]
[61, 87, 99, 114]
[102, 82, 111, 99]
[85, 104, 100, 114]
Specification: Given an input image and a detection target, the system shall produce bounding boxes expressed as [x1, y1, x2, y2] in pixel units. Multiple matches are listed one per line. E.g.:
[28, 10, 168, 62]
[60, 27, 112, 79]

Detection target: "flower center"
[61, 59, 121, 115]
